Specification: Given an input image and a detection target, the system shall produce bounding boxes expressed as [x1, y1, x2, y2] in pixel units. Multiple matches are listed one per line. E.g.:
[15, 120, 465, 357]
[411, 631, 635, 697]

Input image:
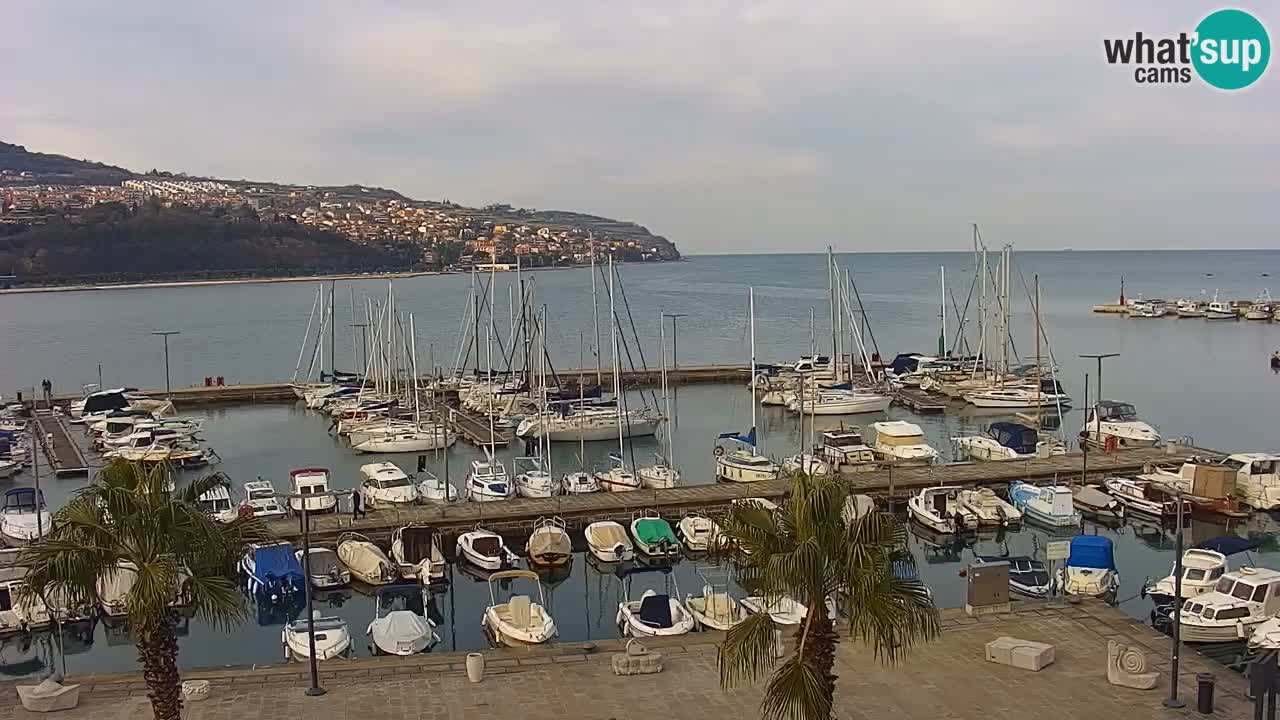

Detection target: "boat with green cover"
[629, 512, 681, 558]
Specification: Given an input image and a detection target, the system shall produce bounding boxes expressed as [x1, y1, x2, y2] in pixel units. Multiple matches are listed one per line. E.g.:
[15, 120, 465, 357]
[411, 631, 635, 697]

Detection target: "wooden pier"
[265, 444, 1208, 546]
[31, 410, 89, 477]
[892, 387, 949, 414]
[448, 407, 513, 448]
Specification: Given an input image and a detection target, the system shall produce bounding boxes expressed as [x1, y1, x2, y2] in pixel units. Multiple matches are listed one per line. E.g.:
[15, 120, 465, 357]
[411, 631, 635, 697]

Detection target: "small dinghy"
[456, 525, 518, 570]
[482, 570, 558, 646]
[741, 595, 808, 625]
[526, 517, 572, 567]
[391, 525, 446, 584]
[282, 611, 352, 661]
[617, 589, 695, 637]
[685, 568, 746, 631]
[366, 585, 440, 656]
[630, 512, 681, 558]
[585, 521, 634, 563]
[415, 471, 459, 503]
[676, 514, 722, 552]
[295, 547, 350, 589]
[337, 533, 399, 586]
[97, 561, 139, 617]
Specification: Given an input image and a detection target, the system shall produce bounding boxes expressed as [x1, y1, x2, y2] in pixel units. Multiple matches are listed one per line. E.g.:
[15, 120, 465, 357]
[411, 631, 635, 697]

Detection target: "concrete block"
[966, 601, 1012, 617]
[985, 636, 1055, 672]
[16, 680, 81, 712]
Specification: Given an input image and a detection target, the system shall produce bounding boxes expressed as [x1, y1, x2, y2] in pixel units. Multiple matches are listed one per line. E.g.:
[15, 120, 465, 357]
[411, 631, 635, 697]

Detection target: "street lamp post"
[1165, 489, 1187, 709]
[661, 313, 686, 429]
[284, 489, 343, 697]
[151, 331, 181, 397]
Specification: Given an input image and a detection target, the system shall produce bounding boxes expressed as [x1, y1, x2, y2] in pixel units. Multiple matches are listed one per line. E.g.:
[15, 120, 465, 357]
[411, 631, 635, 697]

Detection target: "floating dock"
[448, 406, 513, 448]
[893, 387, 949, 414]
[31, 410, 89, 477]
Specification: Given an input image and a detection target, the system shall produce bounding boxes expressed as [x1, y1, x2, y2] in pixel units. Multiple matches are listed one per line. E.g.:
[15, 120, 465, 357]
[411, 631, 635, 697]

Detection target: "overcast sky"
[3, 1, 1276, 253]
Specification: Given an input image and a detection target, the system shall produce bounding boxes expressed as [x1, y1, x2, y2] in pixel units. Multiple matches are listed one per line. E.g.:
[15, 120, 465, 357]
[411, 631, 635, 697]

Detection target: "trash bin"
[1197, 672, 1214, 714]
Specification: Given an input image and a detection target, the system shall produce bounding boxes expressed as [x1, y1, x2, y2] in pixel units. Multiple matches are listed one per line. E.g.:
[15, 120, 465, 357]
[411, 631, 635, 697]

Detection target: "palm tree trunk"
[796, 604, 839, 712]
[137, 613, 183, 720]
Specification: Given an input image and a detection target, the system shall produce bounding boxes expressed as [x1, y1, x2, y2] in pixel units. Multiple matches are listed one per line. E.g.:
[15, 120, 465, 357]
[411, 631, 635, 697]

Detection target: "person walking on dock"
[41, 379, 52, 408]
[350, 487, 365, 520]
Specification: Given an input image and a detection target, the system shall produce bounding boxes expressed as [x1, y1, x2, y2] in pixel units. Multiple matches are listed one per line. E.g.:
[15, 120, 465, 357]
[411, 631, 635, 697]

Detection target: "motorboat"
[1144, 549, 1229, 608]
[240, 542, 306, 601]
[337, 533, 399, 585]
[637, 459, 681, 490]
[584, 521, 634, 562]
[867, 421, 939, 466]
[482, 569, 558, 646]
[1205, 295, 1237, 320]
[715, 446, 780, 483]
[1080, 401, 1160, 450]
[1220, 453, 1280, 511]
[1102, 477, 1189, 519]
[415, 471, 459, 503]
[513, 456, 555, 498]
[0, 581, 51, 633]
[560, 471, 601, 495]
[786, 388, 891, 415]
[741, 595, 808, 626]
[196, 484, 239, 523]
[781, 453, 831, 477]
[685, 568, 746, 631]
[1179, 568, 1280, 643]
[243, 479, 287, 519]
[630, 512, 681, 559]
[1008, 481, 1082, 527]
[820, 430, 877, 471]
[282, 612, 352, 661]
[1137, 461, 1246, 517]
[357, 462, 418, 508]
[1072, 485, 1124, 519]
[976, 556, 1051, 599]
[907, 486, 976, 535]
[96, 561, 138, 617]
[390, 525, 446, 584]
[1059, 535, 1120, 602]
[952, 422, 1062, 462]
[1245, 291, 1275, 321]
[676, 514, 722, 552]
[0, 488, 52, 546]
[1127, 298, 1169, 318]
[456, 526, 518, 570]
[617, 588, 695, 637]
[465, 458, 513, 502]
[351, 424, 454, 453]
[1176, 298, 1207, 318]
[526, 517, 572, 567]
[791, 355, 833, 376]
[956, 488, 1022, 528]
[295, 547, 349, 589]
[594, 453, 642, 492]
[288, 468, 338, 514]
[0, 459, 19, 480]
[366, 585, 440, 655]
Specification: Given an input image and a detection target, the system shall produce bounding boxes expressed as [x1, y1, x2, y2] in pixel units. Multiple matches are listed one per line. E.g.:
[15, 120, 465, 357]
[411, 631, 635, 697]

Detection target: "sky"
[3, 1, 1277, 253]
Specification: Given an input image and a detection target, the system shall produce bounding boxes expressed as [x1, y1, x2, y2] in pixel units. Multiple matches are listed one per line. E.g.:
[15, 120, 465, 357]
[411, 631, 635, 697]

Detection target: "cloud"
[2, 0, 1277, 252]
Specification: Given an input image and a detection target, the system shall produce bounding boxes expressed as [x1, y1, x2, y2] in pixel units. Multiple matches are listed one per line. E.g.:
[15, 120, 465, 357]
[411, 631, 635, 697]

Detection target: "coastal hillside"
[0, 140, 680, 285]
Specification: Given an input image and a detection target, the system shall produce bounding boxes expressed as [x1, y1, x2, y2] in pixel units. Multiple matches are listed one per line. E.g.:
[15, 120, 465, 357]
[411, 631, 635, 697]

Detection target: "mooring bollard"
[1197, 672, 1215, 714]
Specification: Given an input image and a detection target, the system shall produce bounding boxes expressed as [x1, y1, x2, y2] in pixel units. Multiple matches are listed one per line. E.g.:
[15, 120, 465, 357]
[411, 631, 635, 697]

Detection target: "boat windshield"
[376, 476, 412, 488]
[198, 498, 232, 513]
[1100, 404, 1138, 422]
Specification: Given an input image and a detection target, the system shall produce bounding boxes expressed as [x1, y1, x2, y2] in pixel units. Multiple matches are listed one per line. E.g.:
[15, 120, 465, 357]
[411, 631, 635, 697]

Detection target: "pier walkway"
[8, 601, 1254, 719]
[448, 407, 513, 448]
[266, 445, 1204, 545]
[31, 410, 88, 477]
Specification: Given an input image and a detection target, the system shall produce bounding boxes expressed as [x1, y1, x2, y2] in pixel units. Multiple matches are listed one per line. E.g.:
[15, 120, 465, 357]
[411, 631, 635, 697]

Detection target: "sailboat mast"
[1033, 274, 1042, 421]
[293, 287, 320, 383]
[610, 254, 623, 459]
[472, 268, 481, 377]
[940, 265, 947, 357]
[827, 247, 836, 377]
[591, 237, 602, 387]
[329, 281, 336, 378]
[410, 314, 420, 425]
[749, 286, 758, 453]
[660, 313, 673, 467]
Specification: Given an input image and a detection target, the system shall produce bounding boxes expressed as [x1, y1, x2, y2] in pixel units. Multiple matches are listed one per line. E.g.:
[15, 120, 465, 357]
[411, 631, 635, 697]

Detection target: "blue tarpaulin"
[1195, 536, 1263, 556]
[1067, 535, 1115, 570]
[990, 422, 1038, 455]
[252, 543, 304, 590]
[716, 427, 757, 446]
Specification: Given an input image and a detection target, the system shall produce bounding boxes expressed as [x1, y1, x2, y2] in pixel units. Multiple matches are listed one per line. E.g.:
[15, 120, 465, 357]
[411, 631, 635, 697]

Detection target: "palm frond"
[760, 655, 832, 720]
[718, 611, 780, 688]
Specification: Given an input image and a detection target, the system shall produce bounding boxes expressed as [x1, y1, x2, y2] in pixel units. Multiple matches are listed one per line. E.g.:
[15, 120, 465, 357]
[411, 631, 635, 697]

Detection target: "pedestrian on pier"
[350, 487, 365, 520]
[41, 379, 52, 408]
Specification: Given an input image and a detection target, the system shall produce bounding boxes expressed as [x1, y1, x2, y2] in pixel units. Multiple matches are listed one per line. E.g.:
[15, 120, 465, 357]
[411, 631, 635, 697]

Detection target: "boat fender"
[713, 446, 725, 457]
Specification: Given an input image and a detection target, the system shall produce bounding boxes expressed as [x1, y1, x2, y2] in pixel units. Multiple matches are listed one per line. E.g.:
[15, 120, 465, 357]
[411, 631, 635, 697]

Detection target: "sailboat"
[638, 312, 681, 489]
[715, 288, 780, 483]
[594, 255, 643, 492]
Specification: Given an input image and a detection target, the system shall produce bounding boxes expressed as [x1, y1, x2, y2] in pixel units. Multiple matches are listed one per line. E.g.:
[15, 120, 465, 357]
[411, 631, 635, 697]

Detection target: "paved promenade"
[1, 601, 1258, 719]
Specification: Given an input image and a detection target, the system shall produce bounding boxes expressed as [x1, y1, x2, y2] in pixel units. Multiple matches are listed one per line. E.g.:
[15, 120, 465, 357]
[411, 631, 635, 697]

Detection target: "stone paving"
[1, 601, 1259, 719]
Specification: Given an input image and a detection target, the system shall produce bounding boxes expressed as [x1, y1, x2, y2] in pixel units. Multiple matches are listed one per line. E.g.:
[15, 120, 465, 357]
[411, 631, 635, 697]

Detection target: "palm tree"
[717, 472, 939, 720]
[20, 460, 268, 720]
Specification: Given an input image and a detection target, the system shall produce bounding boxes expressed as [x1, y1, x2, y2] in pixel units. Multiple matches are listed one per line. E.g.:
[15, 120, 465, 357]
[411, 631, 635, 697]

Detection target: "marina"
[31, 411, 88, 477]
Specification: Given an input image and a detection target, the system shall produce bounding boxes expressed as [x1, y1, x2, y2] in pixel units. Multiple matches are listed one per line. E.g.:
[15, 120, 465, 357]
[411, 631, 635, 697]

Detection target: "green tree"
[717, 474, 939, 720]
[19, 461, 268, 720]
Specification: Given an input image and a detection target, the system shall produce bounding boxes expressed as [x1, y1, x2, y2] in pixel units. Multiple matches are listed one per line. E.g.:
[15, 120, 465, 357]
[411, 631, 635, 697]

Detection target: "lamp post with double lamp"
[283, 489, 344, 698]
[151, 331, 181, 398]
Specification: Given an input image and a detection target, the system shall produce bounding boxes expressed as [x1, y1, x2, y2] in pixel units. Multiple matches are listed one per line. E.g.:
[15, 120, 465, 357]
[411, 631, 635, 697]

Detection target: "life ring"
[713, 446, 725, 457]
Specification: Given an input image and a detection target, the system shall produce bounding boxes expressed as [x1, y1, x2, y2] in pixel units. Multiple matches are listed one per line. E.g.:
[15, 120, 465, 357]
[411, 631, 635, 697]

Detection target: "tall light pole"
[661, 313, 686, 429]
[1079, 353, 1119, 448]
[151, 331, 180, 397]
[284, 489, 342, 698]
[1164, 487, 1187, 710]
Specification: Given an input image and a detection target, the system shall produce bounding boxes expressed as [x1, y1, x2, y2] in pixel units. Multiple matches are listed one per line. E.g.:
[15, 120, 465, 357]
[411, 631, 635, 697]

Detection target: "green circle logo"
[1193, 9, 1270, 90]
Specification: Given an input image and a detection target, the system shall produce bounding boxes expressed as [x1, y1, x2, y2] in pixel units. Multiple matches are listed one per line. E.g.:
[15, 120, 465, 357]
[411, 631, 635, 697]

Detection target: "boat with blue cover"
[1059, 535, 1119, 602]
[240, 541, 306, 601]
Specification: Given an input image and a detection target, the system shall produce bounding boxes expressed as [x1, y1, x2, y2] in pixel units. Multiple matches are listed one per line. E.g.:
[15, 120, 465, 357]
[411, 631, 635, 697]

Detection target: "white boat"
[820, 430, 877, 471]
[513, 456, 555, 498]
[415, 471, 459, 503]
[676, 514, 722, 552]
[357, 462, 419, 507]
[0, 460, 19, 480]
[351, 424, 454, 453]
[560, 471, 601, 495]
[1127, 298, 1169, 318]
[1245, 291, 1275, 321]
[1007, 481, 1081, 527]
[243, 479, 287, 519]
[482, 569, 558, 646]
[282, 612, 352, 661]
[289, 468, 337, 514]
[715, 446, 780, 483]
[1179, 567, 1280, 643]
[1060, 536, 1120, 601]
[637, 460, 681, 489]
[514, 406, 660, 442]
[367, 585, 440, 655]
[741, 595, 808, 626]
[584, 521, 634, 562]
[0, 581, 51, 633]
[630, 512, 681, 559]
[1176, 298, 1207, 318]
[1222, 453, 1280, 511]
[868, 421, 939, 466]
[390, 525, 445, 584]
[96, 561, 138, 617]
[781, 453, 831, 476]
[956, 488, 1022, 528]
[195, 484, 239, 523]
[1080, 401, 1160, 450]
[685, 568, 746, 631]
[465, 458, 513, 502]
[907, 486, 977, 534]
[786, 388, 891, 415]
[336, 533, 399, 585]
[526, 516, 572, 567]
[1144, 548, 1228, 607]
[1102, 477, 1189, 519]
[456, 526, 518, 570]
[0, 488, 52, 546]
[594, 454, 641, 493]
[617, 588, 695, 637]
[964, 383, 1071, 410]
[1205, 295, 1237, 320]
[952, 422, 1062, 461]
[296, 547, 349, 589]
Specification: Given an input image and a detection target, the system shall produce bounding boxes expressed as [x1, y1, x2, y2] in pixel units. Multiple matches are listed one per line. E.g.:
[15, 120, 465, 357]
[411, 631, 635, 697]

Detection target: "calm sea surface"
[1, 250, 1278, 678]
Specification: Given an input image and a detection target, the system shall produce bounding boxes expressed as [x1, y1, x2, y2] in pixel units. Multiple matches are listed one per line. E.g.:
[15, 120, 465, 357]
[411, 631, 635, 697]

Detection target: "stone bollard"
[466, 652, 485, 683]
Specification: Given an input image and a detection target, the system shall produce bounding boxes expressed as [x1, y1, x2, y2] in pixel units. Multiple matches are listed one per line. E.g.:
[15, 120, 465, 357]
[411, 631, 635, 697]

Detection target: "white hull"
[282, 618, 351, 661]
[617, 592, 695, 637]
[1180, 620, 1262, 644]
[965, 392, 1070, 409]
[638, 465, 680, 489]
[595, 468, 641, 492]
[585, 521, 634, 562]
[516, 412, 659, 442]
[352, 432, 455, 453]
[786, 393, 891, 415]
[953, 437, 1022, 461]
[715, 456, 778, 483]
